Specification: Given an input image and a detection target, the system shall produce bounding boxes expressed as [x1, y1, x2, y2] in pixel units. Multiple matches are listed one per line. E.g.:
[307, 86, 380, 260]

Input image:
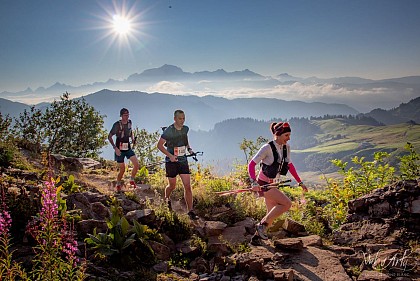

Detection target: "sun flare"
[112, 15, 131, 35]
[91, 1, 150, 53]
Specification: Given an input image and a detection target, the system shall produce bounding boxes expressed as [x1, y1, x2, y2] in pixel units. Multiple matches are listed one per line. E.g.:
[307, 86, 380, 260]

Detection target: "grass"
[300, 121, 420, 154]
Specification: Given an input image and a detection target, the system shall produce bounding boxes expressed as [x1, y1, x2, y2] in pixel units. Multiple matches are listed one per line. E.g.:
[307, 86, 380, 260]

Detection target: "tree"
[0, 112, 12, 142]
[132, 128, 162, 167]
[42, 92, 107, 158]
[239, 136, 268, 163]
[13, 106, 44, 153]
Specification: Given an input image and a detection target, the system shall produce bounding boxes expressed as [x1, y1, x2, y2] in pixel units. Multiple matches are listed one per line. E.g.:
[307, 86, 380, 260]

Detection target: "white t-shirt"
[251, 142, 291, 181]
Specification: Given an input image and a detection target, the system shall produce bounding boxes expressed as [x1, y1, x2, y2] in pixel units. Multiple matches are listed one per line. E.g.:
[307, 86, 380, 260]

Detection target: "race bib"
[120, 142, 129, 151]
[174, 146, 186, 156]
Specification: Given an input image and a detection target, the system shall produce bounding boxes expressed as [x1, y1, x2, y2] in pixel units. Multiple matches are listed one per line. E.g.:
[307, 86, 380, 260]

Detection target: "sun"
[90, 1, 150, 53]
[112, 15, 132, 36]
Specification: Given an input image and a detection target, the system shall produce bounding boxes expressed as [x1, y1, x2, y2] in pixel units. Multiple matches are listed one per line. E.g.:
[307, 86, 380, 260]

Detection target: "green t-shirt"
[161, 124, 189, 162]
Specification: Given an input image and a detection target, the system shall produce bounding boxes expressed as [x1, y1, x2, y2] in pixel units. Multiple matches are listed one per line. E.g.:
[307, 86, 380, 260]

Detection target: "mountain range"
[1, 90, 419, 175]
[1, 64, 419, 112]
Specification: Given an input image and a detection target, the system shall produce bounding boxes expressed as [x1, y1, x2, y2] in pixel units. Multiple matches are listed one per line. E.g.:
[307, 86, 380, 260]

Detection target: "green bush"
[399, 142, 420, 180]
[0, 143, 14, 168]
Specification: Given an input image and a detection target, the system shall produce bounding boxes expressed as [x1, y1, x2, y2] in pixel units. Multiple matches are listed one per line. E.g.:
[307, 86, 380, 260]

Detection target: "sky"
[1, 0, 420, 94]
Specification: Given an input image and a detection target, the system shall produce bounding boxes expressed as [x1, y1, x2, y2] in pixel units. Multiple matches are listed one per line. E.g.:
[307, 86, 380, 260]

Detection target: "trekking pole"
[145, 151, 203, 168]
[214, 179, 292, 196]
[187, 151, 203, 162]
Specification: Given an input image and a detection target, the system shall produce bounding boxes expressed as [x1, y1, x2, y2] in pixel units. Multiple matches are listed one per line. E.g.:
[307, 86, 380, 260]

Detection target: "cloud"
[2, 79, 418, 113]
[147, 81, 187, 94]
[187, 82, 417, 112]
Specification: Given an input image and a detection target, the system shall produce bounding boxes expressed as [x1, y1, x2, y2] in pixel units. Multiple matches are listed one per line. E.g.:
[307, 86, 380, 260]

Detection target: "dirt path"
[77, 171, 192, 216]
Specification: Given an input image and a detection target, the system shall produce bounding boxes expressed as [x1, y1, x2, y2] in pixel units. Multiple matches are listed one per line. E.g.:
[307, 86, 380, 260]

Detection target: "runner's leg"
[165, 177, 177, 199]
[179, 174, 193, 211]
[129, 155, 139, 179]
[261, 189, 292, 226]
[117, 163, 125, 182]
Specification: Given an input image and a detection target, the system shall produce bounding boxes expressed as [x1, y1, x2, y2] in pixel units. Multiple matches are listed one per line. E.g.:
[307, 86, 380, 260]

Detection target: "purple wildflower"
[0, 210, 12, 235]
[0, 186, 12, 236]
[40, 179, 59, 223]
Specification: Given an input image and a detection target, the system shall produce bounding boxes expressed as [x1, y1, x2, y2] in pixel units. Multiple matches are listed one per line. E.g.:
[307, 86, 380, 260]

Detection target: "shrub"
[323, 151, 395, 228]
[399, 142, 419, 180]
[0, 143, 14, 168]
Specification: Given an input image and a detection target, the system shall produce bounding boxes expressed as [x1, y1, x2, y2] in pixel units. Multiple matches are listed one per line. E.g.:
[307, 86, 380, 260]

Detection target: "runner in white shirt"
[248, 121, 308, 245]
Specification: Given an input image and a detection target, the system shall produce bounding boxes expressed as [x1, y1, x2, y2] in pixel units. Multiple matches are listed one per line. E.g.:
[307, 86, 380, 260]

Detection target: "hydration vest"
[116, 120, 132, 150]
[261, 141, 289, 178]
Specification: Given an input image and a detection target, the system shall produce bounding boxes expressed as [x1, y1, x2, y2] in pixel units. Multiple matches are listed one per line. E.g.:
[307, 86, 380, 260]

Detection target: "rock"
[190, 257, 210, 273]
[204, 220, 227, 236]
[300, 235, 323, 247]
[148, 240, 171, 261]
[161, 233, 176, 251]
[233, 217, 257, 235]
[348, 197, 367, 213]
[282, 218, 305, 235]
[274, 238, 304, 251]
[50, 154, 101, 171]
[90, 202, 110, 220]
[118, 195, 143, 213]
[78, 219, 107, 237]
[207, 236, 231, 256]
[410, 197, 420, 213]
[125, 209, 156, 225]
[4, 168, 38, 181]
[325, 245, 355, 255]
[272, 269, 294, 281]
[369, 201, 391, 217]
[219, 225, 248, 245]
[176, 239, 200, 255]
[66, 193, 96, 219]
[152, 261, 168, 273]
[170, 266, 192, 278]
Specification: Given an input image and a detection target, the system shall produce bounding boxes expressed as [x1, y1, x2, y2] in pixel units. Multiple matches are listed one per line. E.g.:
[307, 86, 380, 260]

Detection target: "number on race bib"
[120, 143, 129, 151]
[174, 146, 186, 156]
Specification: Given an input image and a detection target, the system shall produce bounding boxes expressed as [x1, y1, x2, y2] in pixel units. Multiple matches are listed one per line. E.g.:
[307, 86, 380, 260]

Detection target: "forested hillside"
[365, 96, 420, 125]
[191, 115, 420, 174]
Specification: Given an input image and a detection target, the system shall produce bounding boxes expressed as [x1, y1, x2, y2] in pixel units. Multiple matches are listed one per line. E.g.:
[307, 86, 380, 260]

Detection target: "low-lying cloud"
[186, 82, 417, 113]
[2, 79, 418, 113]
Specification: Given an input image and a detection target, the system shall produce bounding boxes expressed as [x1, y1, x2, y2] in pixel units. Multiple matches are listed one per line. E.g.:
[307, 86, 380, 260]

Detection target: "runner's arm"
[157, 137, 177, 162]
[248, 160, 257, 182]
[288, 163, 308, 191]
[108, 131, 117, 149]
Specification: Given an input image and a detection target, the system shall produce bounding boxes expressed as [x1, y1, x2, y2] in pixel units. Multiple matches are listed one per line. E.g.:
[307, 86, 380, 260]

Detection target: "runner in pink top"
[247, 121, 308, 244]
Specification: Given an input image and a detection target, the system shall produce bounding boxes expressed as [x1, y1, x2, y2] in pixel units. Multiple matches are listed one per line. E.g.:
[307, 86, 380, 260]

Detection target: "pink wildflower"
[0, 187, 12, 235]
[0, 210, 12, 235]
[40, 179, 59, 223]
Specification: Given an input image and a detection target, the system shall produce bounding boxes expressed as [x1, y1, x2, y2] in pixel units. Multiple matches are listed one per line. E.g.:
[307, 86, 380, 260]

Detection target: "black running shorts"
[165, 161, 190, 177]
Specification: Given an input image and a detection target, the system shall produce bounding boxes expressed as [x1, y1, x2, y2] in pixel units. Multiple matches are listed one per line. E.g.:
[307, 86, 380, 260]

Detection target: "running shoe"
[256, 223, 268, 240]
[129, 180, 137, 189]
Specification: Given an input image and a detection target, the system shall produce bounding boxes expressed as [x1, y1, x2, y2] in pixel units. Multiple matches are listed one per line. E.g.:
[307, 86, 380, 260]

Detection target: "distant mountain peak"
[142, 64, 186, 75]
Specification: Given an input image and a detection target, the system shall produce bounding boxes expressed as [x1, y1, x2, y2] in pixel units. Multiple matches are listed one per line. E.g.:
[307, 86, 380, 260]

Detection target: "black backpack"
[261, 141, 289, 178]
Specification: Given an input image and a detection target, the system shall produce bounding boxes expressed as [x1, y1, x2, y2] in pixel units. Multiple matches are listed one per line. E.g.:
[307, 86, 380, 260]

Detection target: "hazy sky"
[1, 0, 420, 92]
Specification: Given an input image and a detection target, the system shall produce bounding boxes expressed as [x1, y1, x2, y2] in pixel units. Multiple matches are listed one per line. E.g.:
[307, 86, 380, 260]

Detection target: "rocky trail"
[2, 157, 420, 280]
